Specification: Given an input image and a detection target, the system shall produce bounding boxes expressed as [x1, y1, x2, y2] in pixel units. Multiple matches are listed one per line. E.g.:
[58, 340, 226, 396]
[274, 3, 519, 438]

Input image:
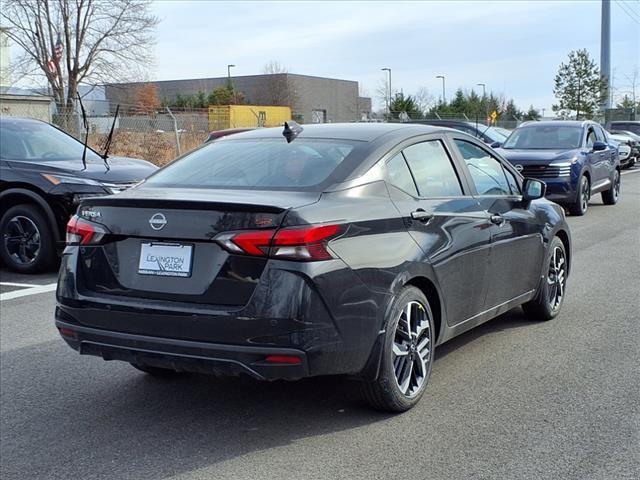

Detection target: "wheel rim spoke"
[392, 300, 431, 397]
[4, 216, 40, 265]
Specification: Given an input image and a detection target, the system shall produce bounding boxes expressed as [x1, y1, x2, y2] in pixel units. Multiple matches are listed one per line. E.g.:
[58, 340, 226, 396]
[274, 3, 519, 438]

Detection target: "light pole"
[381, 67, 391, 118]
[476, 83, 486, 97]
[436, 75, 446, 104]
[541, 108, 546, 118]
[227, 64, 236, 103]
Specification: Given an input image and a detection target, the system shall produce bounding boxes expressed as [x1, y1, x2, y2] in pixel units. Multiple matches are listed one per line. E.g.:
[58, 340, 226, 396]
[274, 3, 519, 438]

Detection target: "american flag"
[47, 34, 63, 77]
[53, 34, 63, 61]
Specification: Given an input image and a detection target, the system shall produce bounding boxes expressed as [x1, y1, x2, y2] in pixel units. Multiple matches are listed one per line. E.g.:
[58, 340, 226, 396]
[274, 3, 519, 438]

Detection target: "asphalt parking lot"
[1, 170, 639, 480]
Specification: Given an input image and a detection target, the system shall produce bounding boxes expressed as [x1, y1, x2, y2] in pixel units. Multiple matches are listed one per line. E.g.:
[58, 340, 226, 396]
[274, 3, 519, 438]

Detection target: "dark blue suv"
[496, 121, 620, 215]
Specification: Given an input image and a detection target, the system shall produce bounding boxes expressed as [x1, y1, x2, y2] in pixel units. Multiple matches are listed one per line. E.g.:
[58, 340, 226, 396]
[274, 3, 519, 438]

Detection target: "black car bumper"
[56, 315, 310, 380]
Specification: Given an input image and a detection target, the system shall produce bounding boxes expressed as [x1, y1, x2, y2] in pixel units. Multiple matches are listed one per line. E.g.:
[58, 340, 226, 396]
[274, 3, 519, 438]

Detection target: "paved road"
[1, 171, 639, 480]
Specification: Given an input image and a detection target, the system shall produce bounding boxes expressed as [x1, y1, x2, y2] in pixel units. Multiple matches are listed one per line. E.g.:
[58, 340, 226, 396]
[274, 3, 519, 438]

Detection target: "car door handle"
[411, 209, 433, 222]
[489, 214, 505, 226]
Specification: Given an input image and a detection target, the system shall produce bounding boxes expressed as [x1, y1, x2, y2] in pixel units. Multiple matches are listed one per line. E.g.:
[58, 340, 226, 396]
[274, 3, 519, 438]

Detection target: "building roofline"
[107, 73, 360, 87]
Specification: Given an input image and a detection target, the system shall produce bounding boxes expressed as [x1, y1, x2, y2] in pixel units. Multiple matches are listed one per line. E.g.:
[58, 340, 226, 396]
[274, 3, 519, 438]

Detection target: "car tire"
[358, 286, 435, 412]
[522, 236, 567, 321]
[130, 363, 182, 377]
[0, 204, 56, 274]
[568, 175, 589, 216]
[601, 169, 620, 205]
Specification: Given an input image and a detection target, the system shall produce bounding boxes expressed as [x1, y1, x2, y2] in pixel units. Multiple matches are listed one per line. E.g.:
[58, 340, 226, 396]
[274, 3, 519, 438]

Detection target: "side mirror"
[522, 178, 546, 201]
[490, 141, 502, 148]
[592, 141, 607, 151]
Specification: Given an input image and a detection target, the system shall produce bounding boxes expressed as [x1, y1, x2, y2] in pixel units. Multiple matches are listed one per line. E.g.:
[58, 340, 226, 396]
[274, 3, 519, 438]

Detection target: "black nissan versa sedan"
[0, 117, 157, 273]
[56, 123, 571, 412]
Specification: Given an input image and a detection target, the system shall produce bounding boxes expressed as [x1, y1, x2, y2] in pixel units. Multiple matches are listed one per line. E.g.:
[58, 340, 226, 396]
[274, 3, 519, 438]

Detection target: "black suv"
[0, 116, 157, 273]
[607, 120, 640, 136]
[413, 120, 508, 145]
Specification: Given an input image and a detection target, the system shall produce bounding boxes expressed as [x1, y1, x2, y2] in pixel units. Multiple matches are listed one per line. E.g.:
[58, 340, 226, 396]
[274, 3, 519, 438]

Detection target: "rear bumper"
[56, 316, 309, 380]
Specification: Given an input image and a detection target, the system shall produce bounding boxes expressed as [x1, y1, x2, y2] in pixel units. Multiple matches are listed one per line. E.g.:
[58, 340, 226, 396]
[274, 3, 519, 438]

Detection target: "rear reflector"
[58, 327, 78, 339]
[264, 355, 302, 365]
[214, 224, 342, 261]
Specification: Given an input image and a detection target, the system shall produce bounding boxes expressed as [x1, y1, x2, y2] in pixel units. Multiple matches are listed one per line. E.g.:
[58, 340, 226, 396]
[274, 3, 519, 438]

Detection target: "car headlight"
[551, 156, 578, 167]
[42, 173, 104, 187]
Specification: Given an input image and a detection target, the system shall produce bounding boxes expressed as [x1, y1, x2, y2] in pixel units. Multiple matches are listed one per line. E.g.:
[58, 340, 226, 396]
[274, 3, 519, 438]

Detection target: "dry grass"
[88, 130, 205, 166]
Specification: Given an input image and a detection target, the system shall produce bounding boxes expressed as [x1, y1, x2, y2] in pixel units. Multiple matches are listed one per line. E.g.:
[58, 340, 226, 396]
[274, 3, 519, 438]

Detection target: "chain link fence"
[385, 111, 523, 129]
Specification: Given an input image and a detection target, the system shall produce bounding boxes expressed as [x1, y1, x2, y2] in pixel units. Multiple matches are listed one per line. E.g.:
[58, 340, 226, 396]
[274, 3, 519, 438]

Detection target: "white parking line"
[0, 282, 40, 288]
[0, 283, 57, 301]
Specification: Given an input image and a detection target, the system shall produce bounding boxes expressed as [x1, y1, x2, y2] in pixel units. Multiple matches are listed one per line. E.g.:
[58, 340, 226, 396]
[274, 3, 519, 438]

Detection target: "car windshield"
[143, 137, 360, 190]
[474, 125, 508, 143]
[0, 120, 102, 162]
[502, 125, 583, 149]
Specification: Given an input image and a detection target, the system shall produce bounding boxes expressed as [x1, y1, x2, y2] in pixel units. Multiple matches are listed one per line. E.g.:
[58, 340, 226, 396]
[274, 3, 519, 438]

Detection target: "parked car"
[609, 130, 640, 165]
[415, 120, 508, 145]
[608, 132, 637, 169]
[0, 116, 158, 273]
[606, 120, 640, 136]
[204, 127, 256, 143]
[56, 123, 571, 412]
[496, 120, 621, 216]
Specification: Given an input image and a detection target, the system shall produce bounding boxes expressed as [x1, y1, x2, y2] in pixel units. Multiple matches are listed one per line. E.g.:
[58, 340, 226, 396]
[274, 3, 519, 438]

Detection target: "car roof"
[226, 122, 441, 142]
[519, 120, 597, 128]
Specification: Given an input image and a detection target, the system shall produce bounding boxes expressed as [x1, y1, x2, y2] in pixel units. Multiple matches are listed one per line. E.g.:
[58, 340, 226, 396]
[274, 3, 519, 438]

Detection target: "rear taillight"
[66, 215, 108, 245]
[215, 224, 342, 261]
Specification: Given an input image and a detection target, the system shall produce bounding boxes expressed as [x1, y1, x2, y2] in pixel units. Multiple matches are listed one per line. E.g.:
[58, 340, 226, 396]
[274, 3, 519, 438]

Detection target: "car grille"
[519, 165, 571, 178]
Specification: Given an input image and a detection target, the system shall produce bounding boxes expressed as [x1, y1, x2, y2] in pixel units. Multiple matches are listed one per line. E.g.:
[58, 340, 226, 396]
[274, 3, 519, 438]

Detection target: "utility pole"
[600, 0, 611, 109]
[227, 64, 236, 103]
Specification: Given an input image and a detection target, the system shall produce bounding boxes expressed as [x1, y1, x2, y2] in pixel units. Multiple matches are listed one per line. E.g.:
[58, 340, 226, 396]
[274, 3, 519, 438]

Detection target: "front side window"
[454, 140, 512, 196]
[386, 153, 418, 196]
[586, 128, 597, 147]
[402, 140, 463, 197]
[143, 138, 359, 190]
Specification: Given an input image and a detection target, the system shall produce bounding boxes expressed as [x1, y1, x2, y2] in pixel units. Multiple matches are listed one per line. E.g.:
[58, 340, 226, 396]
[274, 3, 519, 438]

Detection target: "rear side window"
[402, 141, 463, 197]
[143, 138, 359, 190]
[386, 153, 418, 196]
[454, 140, 512, 196]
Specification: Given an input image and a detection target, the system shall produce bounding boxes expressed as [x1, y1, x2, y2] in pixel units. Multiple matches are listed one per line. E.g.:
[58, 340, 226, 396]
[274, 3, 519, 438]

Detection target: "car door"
[595, 125, 615, 180]
[450, 137, 545, 310]
[585, 125, 607, 184]
[384, 136, 492, 325]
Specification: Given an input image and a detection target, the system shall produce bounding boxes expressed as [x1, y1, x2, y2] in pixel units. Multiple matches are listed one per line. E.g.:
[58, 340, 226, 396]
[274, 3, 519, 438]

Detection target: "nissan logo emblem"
[515, 164, 523, 172]
[149, 213, 167, 231]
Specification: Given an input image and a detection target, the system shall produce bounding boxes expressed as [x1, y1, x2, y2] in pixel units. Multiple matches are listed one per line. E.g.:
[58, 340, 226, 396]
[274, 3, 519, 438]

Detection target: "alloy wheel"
[3, 215, 41, 266]
[392, 301, 431, 397]
[613, 171, 620, 200]
[581, 178, 590, 213]
[546, 245, 566, 312]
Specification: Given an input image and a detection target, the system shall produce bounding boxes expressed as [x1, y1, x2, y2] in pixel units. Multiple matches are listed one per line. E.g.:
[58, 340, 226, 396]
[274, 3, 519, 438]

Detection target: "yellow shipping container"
[208, 105, 292, 131]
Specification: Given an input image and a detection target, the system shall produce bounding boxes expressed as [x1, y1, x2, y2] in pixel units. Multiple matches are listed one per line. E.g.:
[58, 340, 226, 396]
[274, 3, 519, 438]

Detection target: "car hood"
[7, 156, 158, 183]
[496, 148, 580, 163]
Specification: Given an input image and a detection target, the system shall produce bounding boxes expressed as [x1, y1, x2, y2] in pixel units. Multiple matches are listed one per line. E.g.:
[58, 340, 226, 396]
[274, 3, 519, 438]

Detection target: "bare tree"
[261, 60, 298, 108]
[2, 0, 158, 114]
[415, 87, 435, 115]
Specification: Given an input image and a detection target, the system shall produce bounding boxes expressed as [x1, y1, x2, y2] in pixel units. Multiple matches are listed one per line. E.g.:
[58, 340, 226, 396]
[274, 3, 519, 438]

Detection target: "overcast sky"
[149, 0, 639, 113]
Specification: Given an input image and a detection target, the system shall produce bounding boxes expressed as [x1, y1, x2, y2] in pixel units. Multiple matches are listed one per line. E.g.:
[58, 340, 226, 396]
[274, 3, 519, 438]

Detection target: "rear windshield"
[502, 125, 582, 150]
[143, 138, 360, 190]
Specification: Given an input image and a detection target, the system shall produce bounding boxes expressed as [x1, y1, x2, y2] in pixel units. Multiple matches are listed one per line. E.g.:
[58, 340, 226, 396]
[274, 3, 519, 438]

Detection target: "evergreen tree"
[553, 49, 607, 119]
